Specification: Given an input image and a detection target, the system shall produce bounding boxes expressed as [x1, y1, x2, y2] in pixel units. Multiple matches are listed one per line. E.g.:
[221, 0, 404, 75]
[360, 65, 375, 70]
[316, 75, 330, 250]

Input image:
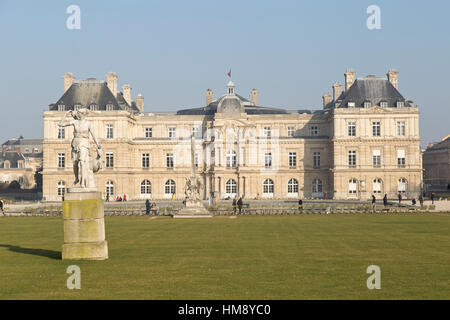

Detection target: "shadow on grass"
[0, 244, 61, 260]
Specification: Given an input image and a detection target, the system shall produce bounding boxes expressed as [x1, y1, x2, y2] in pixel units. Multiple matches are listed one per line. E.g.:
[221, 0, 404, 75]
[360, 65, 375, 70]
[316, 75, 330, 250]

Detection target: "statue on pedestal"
[59, 108, 102, 189]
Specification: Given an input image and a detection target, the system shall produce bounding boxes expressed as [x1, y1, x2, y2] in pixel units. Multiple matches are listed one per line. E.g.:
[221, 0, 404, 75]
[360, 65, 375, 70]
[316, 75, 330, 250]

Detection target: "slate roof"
[426, 136, 450, 151]
[335, 76, 411, 108]
[0, 151, 26, 168]
[49, 79, 140, 113]
[176, 93, 289, 115]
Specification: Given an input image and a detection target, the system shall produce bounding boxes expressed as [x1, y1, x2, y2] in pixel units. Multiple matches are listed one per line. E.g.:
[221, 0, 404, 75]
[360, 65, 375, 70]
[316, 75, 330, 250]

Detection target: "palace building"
[42, 70, 422, 201]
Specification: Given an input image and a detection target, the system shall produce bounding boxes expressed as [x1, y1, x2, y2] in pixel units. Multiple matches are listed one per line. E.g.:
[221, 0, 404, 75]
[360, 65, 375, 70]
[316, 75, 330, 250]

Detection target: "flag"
[227, 69, 231, 78]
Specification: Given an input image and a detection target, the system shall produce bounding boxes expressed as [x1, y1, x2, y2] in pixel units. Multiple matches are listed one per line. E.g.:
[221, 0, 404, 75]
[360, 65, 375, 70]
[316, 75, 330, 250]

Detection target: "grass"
[1, 214, 450, 299]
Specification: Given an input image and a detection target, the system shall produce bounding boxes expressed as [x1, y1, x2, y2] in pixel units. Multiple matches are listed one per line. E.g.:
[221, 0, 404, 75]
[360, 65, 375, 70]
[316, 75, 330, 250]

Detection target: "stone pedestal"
[175, 199, 212, 218]
[62, 190, 108, 260]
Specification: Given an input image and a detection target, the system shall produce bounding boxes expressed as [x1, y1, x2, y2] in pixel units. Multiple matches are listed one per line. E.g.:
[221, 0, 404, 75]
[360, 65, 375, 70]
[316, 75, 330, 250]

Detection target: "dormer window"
[347, 101, 355, 108]
[74, 104, 81, 111]
[396, 101, 405, 108]
[106, 104, 114, 111]
[364, 101, 371, 108]
[380, 101, 388, 108]
[58, 104, 65, 111]
[89, 104, 98, 111]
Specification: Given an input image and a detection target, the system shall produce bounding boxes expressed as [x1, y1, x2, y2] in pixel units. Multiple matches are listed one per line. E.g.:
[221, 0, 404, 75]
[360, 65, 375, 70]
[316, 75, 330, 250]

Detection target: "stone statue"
[59, 108, 102, 189]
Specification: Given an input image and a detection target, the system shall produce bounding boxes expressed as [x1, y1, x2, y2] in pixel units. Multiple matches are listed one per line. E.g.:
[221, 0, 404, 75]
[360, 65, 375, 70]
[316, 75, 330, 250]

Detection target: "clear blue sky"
[0, 0, 449, 146]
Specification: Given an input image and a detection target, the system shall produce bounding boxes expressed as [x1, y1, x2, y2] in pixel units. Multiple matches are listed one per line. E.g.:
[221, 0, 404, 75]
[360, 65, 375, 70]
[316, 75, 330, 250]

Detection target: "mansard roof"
[49, 79, 140, 113]
[336, 76, 411, 108]
[426, 135, 450, 151]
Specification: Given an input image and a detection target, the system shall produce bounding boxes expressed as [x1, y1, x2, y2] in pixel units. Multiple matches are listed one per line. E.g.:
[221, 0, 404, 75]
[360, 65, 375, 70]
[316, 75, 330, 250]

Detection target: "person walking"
[106, 194, 110, 202]
[232, 198, 237, 214]
[398, 193, 402, 204]
[237, 197, 243, 215]
[123, 194, 127, 201]
[145, 199, 151, 215]
[371, 194, 376, 212]
[383, 194, 388, 207]
[172, 192, 175, 200]
[431, 193, 435, 204]
[412, 198, 416, 206]
[0, 199, 4, 215]
[419, 194, 424, 207]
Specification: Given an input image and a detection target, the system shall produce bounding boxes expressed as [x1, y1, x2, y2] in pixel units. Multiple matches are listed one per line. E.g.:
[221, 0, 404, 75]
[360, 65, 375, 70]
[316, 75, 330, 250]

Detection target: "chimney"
[344, 69, 356, 91]
[106, 72, 118, 97]
[332, 82, 342, 102]
[136, 94, 144, 112]
[322, 93, 331, 109]
[123, 85, 132, 106]
[63, 72, 75, 93]
[387, 69, 399, 89]
[206, 88, 213, 106]
[251, 88, 258, 106]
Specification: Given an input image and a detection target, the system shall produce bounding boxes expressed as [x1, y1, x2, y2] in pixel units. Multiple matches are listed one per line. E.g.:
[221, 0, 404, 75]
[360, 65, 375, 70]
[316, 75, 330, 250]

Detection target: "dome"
[217, 95, 244, 115]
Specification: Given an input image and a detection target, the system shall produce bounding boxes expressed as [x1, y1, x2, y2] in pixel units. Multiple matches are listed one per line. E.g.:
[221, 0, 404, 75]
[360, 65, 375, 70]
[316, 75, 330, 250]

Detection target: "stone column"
[62, 190, 108, 260]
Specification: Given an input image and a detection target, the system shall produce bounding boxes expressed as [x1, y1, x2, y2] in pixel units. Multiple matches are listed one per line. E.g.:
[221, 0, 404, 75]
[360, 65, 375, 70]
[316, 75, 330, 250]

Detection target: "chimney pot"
[122, 85, 132, 106]
[106, 72, 118, 97]
[322, 93, 331, 109]
[136, 94, 144, 112]
[344, 69, 356, 91]
[63, 72, 75, 93]
[332, 82, 342, 103]
[387, 69, 399, 89]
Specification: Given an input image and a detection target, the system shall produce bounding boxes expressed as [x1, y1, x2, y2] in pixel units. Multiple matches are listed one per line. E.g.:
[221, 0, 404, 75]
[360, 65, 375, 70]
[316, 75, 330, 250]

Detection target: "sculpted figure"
[59, 108, 102, 188]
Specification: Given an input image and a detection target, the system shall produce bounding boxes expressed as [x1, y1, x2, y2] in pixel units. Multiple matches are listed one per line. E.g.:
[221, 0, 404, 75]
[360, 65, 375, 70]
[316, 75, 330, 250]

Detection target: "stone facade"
[42, 71, 422, 201]
[423, 135, 450, 189]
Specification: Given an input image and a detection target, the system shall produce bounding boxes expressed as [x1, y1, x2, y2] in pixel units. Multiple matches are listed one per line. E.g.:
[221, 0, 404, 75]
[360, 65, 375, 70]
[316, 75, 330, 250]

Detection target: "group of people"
[145, 199, 158, 215]
[106, 194, 127, 202]
[371, 193, 426, 207]
[232, 197, 244, 214]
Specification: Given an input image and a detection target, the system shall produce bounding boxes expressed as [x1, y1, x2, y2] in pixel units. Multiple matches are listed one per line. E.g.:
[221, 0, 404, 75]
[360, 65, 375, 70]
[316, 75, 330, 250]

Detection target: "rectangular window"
[348, 150, 356, 167]
[313, 152, 321, 167]
[310, 126, 319, 136]
[58, 126, 65, 139]
[142, 153, 150, 168]
[348, 122, 356, 137]
[373, 150, 381, 167]
[380, 101, 388, 108]
[166, 153, 174, 168]
[263, 126, 271, 138]
[397, 122, 406, 136]
[287, 126, 295, 137]
[58, 105, 65, 111]
[264, 152, 272, 168]
[106, 104, 114, 111]
[288, 152, 297, 168]
[106, 124, 114, 139]
[145, 127, 152, 138]
[372, 121, 381, 137]
[57, 153, 65, 168]
[168, 127, 176, 138]
[106, 152, 114, 168]
[192, 127, 200, 138]
[397, 149, 406, 167]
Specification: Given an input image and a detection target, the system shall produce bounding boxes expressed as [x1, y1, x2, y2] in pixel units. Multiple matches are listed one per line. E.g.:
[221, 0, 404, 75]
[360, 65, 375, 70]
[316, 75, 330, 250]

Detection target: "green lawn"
[1, 214, 450, 299]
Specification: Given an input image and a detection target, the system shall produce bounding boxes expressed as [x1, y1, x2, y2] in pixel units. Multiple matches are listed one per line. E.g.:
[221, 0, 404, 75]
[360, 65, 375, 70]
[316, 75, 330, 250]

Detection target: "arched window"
[312, 179, 323, 193]
[226, 150, 236, 168]
[373, 178, 382, 194]
[287, 178, 299, 194]
[225, 179, 237, 197]
[165, 179, 176, 195]
[106, 180, 114, 197]
[140, 180, 151, 195]
[348, 179, 357, 194]
[398, 178, 407, 194]
[57, 181, 66, 196]
[263, 179, 274, 195]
